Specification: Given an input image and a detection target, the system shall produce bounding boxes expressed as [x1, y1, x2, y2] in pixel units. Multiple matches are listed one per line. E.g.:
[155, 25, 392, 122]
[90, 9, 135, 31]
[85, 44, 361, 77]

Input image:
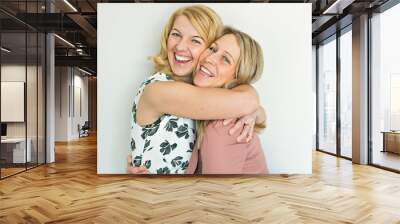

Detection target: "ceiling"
[0, 0, 394, 75]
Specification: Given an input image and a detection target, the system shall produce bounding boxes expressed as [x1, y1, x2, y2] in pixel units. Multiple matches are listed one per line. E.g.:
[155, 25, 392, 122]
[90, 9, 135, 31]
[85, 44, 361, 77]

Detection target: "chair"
[79, 121, 90, 138]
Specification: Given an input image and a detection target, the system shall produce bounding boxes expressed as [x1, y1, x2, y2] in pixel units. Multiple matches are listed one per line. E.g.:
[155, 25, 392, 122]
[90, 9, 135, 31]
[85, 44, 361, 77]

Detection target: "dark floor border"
[317, 149, 400, 174]
[369, 164, 400, 174]
[0, 163, 45, 180]
[316, 149, 352, 161]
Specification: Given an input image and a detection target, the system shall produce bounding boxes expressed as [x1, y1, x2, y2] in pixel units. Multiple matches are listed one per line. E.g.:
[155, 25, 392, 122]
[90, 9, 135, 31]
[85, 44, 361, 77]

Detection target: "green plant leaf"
[165, 118, 178, 132]
[133, 155, 142, 167]
[160, 140, 175, 156]
[130, 138, 136, 151]
[144, 160, 151, 169]
[156, 166, 171, 174]
[171, 156, 183, 167]
[181, 161, 189, 170]
[175, 124, 189, 139]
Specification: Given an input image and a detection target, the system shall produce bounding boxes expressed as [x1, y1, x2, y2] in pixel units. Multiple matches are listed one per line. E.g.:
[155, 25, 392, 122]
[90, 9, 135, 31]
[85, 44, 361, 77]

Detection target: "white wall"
[72, 71, 89, 138]
[1, 65, 26, 123]
[98, 3, 313, 174]
[55, 66, 68, 141]
[1, 82, 24, 122]
[55, 66, 89, 141]
[1, 65, 40, 137]
[76, 73, 89, 124]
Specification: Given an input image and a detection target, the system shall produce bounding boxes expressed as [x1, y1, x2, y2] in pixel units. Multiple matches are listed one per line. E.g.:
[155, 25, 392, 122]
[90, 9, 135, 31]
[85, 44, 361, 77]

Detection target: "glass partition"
[1, 31, 28, 178]
[317, 36, 337, 155]
[339, 28, 352, 158]
[0, 1, 46, 179]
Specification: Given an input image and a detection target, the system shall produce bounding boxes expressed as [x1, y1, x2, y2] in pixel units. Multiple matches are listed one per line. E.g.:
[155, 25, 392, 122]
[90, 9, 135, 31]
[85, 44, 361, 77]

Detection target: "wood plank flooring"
[373, 151, 400, 171]
[0, 167, 26, 178]
[0, 134, 400, 223]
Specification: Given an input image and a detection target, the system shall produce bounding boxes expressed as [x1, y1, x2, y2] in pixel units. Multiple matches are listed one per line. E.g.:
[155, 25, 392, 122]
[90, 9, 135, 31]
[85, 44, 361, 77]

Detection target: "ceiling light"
[78, 67, 92, 76]
[54, 34, 75, 48]
[1, 47, 11, 53]
[322, 0, 354, 14]
[63, 0, 78, 12]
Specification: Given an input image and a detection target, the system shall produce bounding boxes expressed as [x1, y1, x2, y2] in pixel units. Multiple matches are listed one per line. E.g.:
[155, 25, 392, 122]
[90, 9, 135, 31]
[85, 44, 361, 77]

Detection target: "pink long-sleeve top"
[186, 120, 268, 174]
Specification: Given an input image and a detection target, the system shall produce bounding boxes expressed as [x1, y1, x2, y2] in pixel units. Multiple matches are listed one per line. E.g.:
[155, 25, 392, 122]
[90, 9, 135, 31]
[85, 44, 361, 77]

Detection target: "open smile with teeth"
[175, 54, 192, 63]
[199, 65, 215, 77]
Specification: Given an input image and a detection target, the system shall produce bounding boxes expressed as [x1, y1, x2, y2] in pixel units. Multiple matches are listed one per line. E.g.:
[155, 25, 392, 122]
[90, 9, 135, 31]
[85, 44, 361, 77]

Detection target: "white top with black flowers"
[130, 72, 196, 174]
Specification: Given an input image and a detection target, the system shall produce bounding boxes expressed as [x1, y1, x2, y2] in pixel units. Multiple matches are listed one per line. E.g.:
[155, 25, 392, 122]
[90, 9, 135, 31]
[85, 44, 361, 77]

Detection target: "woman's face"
[193, 34, 240, 88]
[167, 15, 207, 77]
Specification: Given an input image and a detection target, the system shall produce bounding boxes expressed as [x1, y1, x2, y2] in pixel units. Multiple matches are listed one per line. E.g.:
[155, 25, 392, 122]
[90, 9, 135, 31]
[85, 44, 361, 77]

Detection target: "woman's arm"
[254, 106, 266, 125]
[141, 81, 259, 120]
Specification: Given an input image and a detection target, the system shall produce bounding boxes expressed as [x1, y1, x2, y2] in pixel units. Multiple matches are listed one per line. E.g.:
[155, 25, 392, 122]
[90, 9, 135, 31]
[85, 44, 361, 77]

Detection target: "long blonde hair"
[196, 26, 265, 149]
[151, 5, 222, 79]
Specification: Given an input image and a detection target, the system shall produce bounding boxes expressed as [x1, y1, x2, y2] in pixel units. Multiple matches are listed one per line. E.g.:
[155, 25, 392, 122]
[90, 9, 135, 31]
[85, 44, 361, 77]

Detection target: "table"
[381, 131, 400, 154]
[1, 138, 31, 163]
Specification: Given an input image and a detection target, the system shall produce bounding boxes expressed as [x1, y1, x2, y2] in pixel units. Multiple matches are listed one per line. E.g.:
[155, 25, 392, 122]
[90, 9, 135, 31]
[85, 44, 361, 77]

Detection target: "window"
[318, 36, 337, 155]
[340, 28, 352, 158]
[371, 2, 400, 171]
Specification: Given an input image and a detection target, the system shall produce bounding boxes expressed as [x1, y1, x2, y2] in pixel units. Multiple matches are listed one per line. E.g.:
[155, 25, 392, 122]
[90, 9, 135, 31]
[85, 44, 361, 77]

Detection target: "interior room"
[0, 0, 399, 223]
[1, 29, 46, 178]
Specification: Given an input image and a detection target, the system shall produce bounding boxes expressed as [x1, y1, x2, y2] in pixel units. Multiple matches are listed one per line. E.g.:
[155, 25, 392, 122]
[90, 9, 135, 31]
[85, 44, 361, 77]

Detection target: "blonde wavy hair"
[196, 26, 265, 149]
[151, 5, 222, 78]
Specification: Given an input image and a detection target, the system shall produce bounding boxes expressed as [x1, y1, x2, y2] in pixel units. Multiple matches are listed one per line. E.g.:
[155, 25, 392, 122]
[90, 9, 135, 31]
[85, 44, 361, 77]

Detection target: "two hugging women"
[127, 5, 268, 174]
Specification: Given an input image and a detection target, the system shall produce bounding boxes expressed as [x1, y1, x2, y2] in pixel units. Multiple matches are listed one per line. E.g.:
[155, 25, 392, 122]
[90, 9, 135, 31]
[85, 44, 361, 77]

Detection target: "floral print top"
[130, 72, 196, 174]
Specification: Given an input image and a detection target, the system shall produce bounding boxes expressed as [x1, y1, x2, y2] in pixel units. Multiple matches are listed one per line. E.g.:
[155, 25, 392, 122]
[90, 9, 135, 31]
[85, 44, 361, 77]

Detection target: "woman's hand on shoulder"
[222, 106, 266, 143]
[222, 116, 255, 143]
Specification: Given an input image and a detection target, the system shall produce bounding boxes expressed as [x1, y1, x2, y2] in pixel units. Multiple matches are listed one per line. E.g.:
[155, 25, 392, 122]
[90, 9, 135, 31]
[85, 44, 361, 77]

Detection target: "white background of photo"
[97, 3, 312, 174]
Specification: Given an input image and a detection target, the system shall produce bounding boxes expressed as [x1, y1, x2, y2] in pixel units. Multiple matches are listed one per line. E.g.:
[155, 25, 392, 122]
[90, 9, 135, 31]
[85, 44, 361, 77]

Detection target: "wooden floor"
[0, 167, 26, 178]
[1, 163, 45, 178]
[1, 135, 400, 223]
[373, 150, 400, 171]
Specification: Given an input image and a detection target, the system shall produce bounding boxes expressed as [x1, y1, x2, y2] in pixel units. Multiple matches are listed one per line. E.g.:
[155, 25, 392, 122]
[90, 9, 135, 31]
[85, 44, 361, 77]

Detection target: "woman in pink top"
[192, 120, 267, 174]
[186, 26, 268, 174]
